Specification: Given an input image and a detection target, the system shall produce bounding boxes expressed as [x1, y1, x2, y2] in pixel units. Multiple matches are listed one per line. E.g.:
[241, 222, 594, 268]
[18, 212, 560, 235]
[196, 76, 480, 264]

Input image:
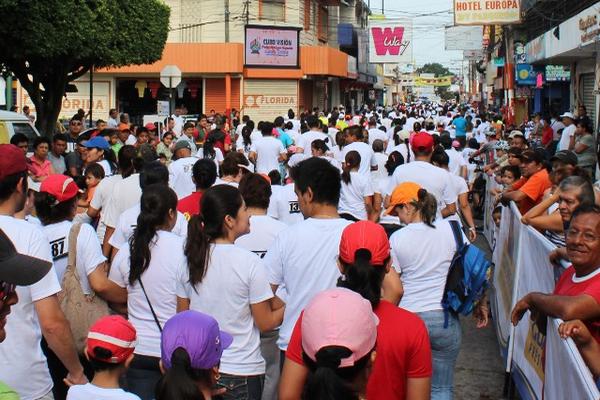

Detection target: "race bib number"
[288, 201, 300, 214]
[50, 236, 67, 260]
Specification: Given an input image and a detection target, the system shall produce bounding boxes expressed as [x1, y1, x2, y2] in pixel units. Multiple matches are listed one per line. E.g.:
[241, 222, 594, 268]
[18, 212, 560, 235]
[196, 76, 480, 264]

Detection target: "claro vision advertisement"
[245, 25, 300, 68]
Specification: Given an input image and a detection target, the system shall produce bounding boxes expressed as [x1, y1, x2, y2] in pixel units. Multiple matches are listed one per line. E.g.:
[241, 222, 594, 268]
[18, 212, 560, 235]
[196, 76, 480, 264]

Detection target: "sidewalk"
[454, 231, 506, 399]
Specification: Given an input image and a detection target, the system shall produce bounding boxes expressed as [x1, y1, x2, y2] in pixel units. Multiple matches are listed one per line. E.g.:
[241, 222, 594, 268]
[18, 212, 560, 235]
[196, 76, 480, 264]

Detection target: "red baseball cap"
[39, 174, 82, 203]
[144, 122, 157, 131]
[86, 316, 137, 364]
[339, 221, 390, 265]
[411, 132, 434, 153]
[0, 144, 27, 181]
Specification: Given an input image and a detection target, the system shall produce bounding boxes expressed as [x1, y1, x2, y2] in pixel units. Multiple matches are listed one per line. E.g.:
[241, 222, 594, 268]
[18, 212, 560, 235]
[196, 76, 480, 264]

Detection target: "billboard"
[454, 0, 521, 25]
[545, 65, 570, 82]
[368, 19, 413, 63]
[445, 26, 483, 50]
[244, 25, 300, 68]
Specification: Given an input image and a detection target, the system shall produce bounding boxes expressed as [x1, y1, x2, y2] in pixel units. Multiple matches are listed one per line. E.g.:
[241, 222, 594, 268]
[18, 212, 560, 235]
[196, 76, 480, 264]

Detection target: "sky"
[369, 0, 464, 71]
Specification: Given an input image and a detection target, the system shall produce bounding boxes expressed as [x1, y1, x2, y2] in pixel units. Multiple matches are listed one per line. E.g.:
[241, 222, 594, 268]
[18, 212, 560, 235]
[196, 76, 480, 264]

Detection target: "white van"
[0, 110, 41, 152]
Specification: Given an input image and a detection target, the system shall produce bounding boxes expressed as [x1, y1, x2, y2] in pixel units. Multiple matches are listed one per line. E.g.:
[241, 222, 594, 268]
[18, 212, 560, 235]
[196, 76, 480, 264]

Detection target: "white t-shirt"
[387, 161, 455, 217]
[176, 244, 273, 375]
[339, 172, 374, 220]
[103, 174, 142, 229]
[371, 152, 388, 186]
[263, 218, 352, 350]
[90, 174, 123, 242]
[251, 136, 285, 174]
[446, 174, 468, 223]
[341, 141, 377, 176]
[125, 135, 137, 146]
[168, 156, 198, 199]
[197, 148, 224, 175]
[298, 130, 328, 155]
[368, 128, 387, 145]
[109, 231, 186, 357]
[108, 203, 188, 250]
[557, 124, 576, 151]
[446, 148, 467, 177]
[42, 221, 106, 294]
[213, 178, 239, 187]
[390, 219, 467, 313]
[386, 142, 414, 163]
[67, 383, 141, 400]
[267, 183, 304, 226]
[0, 216, 61, 400]
[405, 117, 417, 132]
[235, 215, 287, 259]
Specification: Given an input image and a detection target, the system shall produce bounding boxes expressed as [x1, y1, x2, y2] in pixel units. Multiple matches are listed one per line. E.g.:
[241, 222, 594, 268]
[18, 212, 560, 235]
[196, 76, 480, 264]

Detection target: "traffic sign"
[160, 65, 182, 88]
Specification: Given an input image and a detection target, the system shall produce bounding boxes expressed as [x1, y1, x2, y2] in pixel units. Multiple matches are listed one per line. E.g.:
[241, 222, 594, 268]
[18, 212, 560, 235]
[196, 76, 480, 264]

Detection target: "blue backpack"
[442, 221, 492, 326]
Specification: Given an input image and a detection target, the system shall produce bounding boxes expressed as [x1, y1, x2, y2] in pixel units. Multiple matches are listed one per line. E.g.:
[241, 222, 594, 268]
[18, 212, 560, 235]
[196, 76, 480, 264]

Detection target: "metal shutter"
[581, 73, 596, 130]
[204, 78, 241, 114]
[243, 79, 298, 122]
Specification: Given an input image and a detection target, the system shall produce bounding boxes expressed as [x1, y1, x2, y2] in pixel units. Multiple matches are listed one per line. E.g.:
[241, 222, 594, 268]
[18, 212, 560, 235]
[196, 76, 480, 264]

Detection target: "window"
[304, 0, 310, 31]
[260, 0, 285, 21]
[12, 122, 38, 153]
[318, 5, 328, 42]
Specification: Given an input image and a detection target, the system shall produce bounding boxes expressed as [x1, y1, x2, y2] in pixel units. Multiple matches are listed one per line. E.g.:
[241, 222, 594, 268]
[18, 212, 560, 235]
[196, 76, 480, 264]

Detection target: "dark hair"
[411, 189, 438, 228]
[431, 148, 450, 168]
[192, 159, 217, 190]
[239, 173, 271, 209]
[467, 138, 479, 150]
[202, 136, 217, 160]
[53, 133, 68, 143]
[32, 136, 50, 150]
[577, 120, 593, 134]
[261, 121, 274, 136]
[183, 121, 195, 131]
[0, 170, 27, 203]
[384, 151, 404, 175]
[128, 184, 178, 285]
[570, 204, 600, 222]
[222, 152, 249, 177]
[269, 169, 282, 185]
[346, 125, 363, 140]
[140, 161, 169, 190]
[185, 185, 243, 286]
[85, 162, 106, 180]
[118, 145, 139, 179]
[302, 346, 372, 400]
[306, 115, 320, 129]
[88, 347, 124, 372]
[559, 176, 595, 208]
[241, 125, 253, 150]
[274, 116, 285, 127]
[311, 139, 329, 155]
[155, 347, 212, 400]
[338, 249, 388, 308]
[372, 139, 384, 153]
[500, 165, 521, 180]
[290, 158, 341, 207]
[342, 151, 361, 184]
[34, 192, 77, 225]
[439, 135, 452, 150]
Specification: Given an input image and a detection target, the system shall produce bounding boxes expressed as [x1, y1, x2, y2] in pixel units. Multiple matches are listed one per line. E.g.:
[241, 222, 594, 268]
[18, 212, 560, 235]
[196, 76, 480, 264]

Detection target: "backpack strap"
[66, 223, 83, 282]
[448, 220, 465, 252]
[139, 278, 162, 333]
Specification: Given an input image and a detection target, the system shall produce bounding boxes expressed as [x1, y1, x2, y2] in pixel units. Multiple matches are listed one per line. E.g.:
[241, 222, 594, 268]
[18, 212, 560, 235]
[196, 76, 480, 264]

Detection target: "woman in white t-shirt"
[108, 184, 184, 400]
[339, 151, 374, 221]
[177, 185, 285, 400]
[386, 182, 484, 399]
[373, 151, 405, 237]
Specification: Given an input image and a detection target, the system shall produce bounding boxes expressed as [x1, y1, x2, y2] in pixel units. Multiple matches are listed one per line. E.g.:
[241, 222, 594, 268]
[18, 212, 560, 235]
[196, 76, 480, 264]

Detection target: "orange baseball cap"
[385, 182, 422, 216]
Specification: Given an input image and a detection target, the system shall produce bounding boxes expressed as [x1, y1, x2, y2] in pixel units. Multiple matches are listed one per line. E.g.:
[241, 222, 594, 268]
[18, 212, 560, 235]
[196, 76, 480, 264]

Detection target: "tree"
[0, 0, 170, 136]
[416, 63, 457, 101]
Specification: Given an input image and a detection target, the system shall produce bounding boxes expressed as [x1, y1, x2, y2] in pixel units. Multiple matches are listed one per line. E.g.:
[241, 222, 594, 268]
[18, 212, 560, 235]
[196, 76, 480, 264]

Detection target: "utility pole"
[381, 0, 384, 15]
[225, 0, 230, 42]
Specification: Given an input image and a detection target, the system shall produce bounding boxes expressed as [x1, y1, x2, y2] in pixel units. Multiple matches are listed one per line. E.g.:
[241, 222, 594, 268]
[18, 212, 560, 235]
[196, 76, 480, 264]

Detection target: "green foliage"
[416, 63, 454, 78]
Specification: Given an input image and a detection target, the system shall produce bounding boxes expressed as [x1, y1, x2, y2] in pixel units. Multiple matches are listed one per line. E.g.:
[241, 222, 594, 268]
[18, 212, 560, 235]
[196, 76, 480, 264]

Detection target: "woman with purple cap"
[156, 310, 233, 400]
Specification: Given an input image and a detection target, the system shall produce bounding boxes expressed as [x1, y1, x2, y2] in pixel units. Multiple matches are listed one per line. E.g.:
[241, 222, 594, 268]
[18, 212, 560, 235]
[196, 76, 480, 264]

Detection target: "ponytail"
[411, 188, 437, 228]
[302, 346, 372, 400]
[118, 145, 138, 178]
[155, 347, 212, 400]
[128, 184, 177, 285]
[185, 185, 243, 287]
[404, 139, 411, 163]
[338, 249, 387, 308]
[203, 137, 216, 160]
[342, 151, 361, 185]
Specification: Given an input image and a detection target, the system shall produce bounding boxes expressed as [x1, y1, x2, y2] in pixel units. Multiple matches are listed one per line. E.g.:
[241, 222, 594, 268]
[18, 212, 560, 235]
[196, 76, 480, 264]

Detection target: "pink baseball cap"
[301, 288, 378, 368]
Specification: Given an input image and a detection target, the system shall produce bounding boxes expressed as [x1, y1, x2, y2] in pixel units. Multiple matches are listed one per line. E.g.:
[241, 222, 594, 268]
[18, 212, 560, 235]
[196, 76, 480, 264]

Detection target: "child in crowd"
[66, 316, 139, 400]
[79, 162, 105, 209]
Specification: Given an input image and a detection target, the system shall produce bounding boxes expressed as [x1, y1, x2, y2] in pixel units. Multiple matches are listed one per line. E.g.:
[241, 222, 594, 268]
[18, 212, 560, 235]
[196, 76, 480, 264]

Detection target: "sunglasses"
[0, 282, 16, 303]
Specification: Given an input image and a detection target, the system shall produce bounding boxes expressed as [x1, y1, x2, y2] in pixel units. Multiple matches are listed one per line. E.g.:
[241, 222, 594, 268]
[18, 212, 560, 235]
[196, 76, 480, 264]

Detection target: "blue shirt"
[453, 117, 467, 137]
[277, 128, 293, 148]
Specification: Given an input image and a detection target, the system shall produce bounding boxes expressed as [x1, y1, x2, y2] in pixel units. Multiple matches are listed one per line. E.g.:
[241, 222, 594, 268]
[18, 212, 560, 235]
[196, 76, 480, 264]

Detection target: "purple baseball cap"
[161, 311, 233, 370]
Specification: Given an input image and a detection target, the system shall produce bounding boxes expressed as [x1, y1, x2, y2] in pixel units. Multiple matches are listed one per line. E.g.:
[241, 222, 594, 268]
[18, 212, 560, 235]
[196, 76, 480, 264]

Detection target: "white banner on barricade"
[483, 175, 499, 246]
[544, 318, 600, 400]
[511, 222, 556, 399]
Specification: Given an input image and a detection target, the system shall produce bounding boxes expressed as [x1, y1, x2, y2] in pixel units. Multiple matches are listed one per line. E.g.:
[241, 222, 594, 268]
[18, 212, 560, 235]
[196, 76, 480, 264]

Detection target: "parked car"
[0, 110, 41, 152]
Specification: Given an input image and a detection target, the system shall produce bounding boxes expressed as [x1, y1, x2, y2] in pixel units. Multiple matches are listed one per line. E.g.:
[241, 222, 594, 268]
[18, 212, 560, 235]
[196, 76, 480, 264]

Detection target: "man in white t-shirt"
[386, 133, 456, 219]
[168, 141, 199, 199]
[342, 125, 378, 176]
[367, 118, 388, 147]
[171, 106, 185, 137]
[296, 115, 328, 155]
[0, 144, 88, 399]
[440, 134, 467, 178]
[249, 122, 287, 174]
[263, 158, 351, 352]
[267, 182, 304, 226]
[557, 112, 577, 151]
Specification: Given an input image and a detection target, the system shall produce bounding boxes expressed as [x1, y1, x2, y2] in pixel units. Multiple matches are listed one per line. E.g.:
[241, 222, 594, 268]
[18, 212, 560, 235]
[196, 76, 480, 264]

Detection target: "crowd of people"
[0, 98, 599, 400]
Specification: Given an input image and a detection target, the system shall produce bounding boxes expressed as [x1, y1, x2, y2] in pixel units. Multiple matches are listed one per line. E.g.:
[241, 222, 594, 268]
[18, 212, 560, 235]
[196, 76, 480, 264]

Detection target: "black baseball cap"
[550, 150, 578, 167]
[0, 229, 52, 285]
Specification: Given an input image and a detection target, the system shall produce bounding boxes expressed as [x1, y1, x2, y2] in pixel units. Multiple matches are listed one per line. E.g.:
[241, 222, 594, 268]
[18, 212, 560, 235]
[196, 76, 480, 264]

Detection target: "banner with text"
[245, 25, 300, 68]
[368, 19, 413, 64]
[414, 76, 453, 87]
[454, 0, 521, 25]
